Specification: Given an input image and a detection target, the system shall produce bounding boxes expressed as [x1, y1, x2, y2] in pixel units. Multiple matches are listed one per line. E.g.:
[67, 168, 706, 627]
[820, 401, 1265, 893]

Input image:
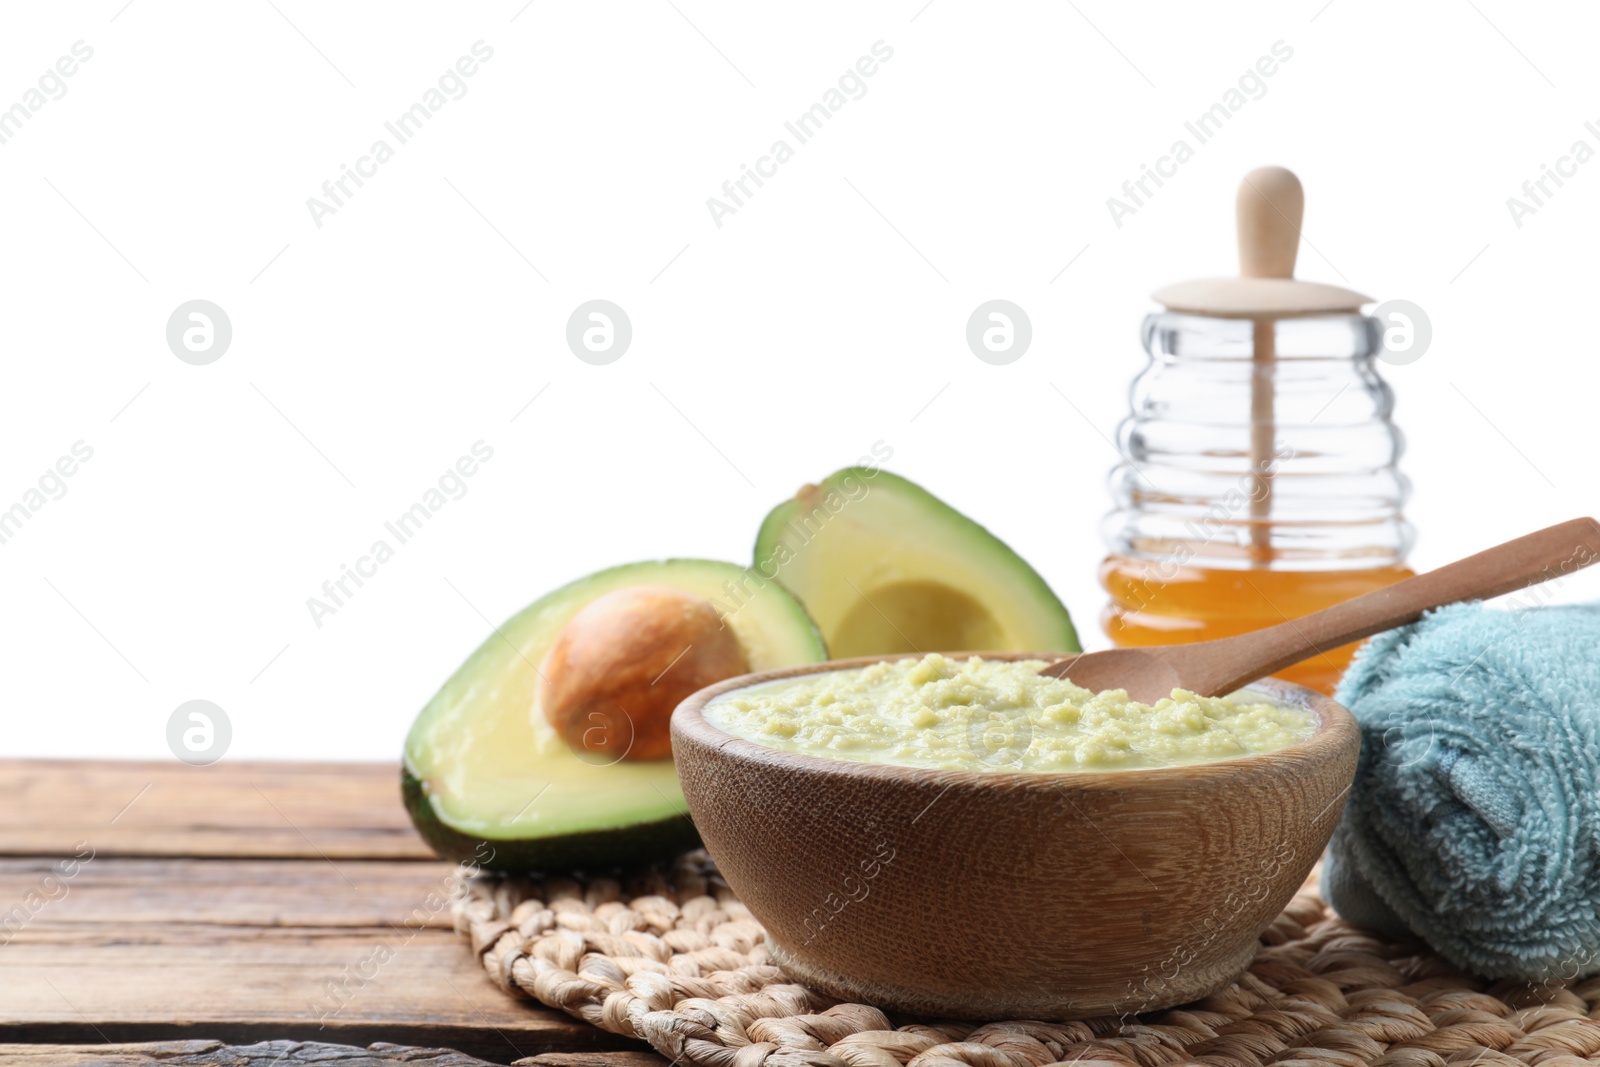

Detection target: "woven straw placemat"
[453, 852, 1600, 1067]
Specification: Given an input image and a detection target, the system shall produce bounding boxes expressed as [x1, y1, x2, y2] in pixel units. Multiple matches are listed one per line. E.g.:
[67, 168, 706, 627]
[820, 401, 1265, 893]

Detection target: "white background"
[2, 0, 1596, 761]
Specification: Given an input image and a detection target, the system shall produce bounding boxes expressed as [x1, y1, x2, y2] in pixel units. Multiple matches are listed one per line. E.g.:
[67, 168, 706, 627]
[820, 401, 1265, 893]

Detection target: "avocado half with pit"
[755, 468, 1079, 656]
[402, 559, 827, 872]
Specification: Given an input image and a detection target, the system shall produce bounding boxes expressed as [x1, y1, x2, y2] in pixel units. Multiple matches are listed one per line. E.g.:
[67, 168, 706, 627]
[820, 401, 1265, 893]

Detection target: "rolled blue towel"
[1322, 602, 1600, 979]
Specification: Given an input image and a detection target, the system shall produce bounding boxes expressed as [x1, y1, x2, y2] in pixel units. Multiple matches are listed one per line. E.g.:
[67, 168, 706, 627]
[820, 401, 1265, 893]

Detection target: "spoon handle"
[1177, 517, 1600, 697]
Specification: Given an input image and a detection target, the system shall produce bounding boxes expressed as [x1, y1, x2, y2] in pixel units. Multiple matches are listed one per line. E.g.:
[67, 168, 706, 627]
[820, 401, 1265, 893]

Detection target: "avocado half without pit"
[402, 559, 827, 872]
[755, 468, 1080, 657]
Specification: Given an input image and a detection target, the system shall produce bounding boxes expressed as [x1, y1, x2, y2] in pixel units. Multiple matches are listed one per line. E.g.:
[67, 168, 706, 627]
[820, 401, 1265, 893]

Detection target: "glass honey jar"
[1100, 167, 1415, 695]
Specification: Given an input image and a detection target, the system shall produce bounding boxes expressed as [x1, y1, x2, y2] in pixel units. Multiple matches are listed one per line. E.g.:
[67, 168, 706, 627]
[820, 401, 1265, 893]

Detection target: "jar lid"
[1152, 167, 1371, 318]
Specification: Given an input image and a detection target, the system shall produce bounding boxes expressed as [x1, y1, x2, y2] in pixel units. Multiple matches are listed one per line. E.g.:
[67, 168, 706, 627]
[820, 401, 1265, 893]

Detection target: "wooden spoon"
[1040, 517, 1600, 702]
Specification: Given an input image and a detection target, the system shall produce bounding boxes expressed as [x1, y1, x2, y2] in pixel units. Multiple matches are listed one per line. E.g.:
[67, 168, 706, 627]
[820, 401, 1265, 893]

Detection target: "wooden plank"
[0, 856, 645, 1062]
[0, 1040, 519, 1065]
[0, 856, 468, 928]
[0, 926, 636, 1061]
[0, 761, 661, 1061]
[0, 759, 433, 860]
[0, 1042, 670, 1067]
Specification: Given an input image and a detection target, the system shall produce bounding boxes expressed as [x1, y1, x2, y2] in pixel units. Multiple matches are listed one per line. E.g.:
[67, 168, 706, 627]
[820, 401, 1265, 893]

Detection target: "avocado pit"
[538, 585, 749, 761]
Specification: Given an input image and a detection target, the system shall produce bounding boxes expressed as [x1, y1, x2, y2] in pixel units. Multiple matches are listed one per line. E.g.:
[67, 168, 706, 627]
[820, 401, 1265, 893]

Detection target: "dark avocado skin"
[400, 765, 701, 873]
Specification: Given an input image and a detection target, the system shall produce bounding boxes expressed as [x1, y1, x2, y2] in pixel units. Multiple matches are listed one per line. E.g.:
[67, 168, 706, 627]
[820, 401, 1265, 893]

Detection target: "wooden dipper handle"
[1238, 166, 1303, 279]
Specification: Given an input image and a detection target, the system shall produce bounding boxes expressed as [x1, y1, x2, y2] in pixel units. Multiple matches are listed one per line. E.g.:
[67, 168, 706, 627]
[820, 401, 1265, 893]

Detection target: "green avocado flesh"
[402, 558, 827, 872]
[754, 469, 1080, 658]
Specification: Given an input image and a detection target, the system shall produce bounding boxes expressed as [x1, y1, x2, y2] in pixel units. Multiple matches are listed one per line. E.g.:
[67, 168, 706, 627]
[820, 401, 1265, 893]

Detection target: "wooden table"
[0, 759, 671, 1066]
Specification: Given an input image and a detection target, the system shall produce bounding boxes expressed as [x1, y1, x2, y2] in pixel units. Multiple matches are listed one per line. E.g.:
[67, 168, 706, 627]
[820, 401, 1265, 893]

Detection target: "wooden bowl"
[671, 652, 1361, 1020]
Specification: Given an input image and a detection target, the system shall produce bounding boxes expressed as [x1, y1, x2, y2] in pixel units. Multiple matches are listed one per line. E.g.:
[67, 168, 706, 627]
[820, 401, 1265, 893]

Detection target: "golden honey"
[1099, 558, 1416, 695]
